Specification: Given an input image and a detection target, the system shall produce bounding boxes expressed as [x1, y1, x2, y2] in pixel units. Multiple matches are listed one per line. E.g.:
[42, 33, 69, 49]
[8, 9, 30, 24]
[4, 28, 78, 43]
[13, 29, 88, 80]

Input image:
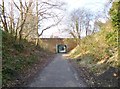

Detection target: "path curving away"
[28, 54, 86, 87]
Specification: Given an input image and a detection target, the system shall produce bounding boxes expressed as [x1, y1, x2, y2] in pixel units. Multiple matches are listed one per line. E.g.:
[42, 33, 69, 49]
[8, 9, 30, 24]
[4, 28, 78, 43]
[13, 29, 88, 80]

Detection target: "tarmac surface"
[28, 54, 86, 87]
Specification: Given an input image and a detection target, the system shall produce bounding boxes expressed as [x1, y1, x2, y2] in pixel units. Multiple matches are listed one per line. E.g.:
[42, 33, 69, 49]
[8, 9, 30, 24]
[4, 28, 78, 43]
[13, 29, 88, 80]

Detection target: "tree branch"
[39, 16, 64, 37]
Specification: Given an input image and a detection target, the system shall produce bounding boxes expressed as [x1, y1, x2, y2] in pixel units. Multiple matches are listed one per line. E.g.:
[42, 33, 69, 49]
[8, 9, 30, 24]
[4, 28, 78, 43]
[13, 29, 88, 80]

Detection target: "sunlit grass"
[65, 21, 118, 75]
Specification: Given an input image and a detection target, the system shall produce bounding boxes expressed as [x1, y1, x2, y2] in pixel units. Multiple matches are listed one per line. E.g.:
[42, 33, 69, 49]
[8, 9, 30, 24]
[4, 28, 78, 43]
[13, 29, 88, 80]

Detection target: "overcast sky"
[41, 0, 109, 38]
[64, 0, 107, 11]
[0, 0, 110, 38]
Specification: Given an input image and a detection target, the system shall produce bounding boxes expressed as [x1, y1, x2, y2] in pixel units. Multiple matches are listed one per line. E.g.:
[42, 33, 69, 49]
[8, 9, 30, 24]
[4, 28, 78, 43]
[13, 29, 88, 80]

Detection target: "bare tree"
[23, 9, 37, 40]
[35, 0, 40, 45]
[8, 1, 14, 34]
[0, 0, 8, 32]
[13, 0, 33, 42]
[35, 0, 65, 45]
[66, 8, 98, 39]
[0, 0, 65, 45]
[84, 11, 93, 36]
[67, 8, 88, 38]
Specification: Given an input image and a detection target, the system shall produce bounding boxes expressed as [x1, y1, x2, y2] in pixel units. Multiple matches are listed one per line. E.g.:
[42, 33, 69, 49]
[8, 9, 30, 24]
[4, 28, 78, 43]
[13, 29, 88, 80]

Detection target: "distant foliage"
[110, 1, 120, 30]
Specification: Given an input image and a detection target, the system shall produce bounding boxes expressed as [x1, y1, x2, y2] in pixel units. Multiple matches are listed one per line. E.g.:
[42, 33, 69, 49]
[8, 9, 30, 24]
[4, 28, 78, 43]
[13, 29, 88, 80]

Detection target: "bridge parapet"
[34, 38, 77, 53]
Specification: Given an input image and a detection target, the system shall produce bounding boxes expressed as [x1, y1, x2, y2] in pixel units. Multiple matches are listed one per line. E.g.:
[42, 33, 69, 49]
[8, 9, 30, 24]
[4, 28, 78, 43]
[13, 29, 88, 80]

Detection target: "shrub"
[13, 43, 24, 52]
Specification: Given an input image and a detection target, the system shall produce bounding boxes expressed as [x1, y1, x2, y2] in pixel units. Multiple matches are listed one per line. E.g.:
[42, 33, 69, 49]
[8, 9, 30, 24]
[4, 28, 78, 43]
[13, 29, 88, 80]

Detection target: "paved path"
[28, 54, 86, 87]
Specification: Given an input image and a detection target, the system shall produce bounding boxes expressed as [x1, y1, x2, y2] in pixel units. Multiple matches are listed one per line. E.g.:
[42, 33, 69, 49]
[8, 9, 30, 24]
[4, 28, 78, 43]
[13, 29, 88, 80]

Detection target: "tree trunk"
[36, 0, 39, 46]
[1, 0, 8, 32]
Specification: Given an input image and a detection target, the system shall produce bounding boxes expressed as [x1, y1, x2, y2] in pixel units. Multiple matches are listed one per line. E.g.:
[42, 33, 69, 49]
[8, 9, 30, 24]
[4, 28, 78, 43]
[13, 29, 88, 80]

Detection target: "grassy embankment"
[65, 1, 120, 77]
[2, 30, 54, 87]
[65, 21, 119, 75]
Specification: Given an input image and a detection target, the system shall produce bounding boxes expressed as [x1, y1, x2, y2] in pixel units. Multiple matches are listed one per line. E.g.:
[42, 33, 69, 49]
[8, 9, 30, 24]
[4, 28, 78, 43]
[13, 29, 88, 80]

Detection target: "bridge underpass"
[38, 38, 77, 53]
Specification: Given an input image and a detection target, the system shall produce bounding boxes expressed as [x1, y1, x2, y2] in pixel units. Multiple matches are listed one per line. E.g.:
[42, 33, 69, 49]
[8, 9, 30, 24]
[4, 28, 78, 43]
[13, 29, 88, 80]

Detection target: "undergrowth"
[2, 30, 53, 87]
[67, 20, 119, 75]
[66, 1, 120, 75]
